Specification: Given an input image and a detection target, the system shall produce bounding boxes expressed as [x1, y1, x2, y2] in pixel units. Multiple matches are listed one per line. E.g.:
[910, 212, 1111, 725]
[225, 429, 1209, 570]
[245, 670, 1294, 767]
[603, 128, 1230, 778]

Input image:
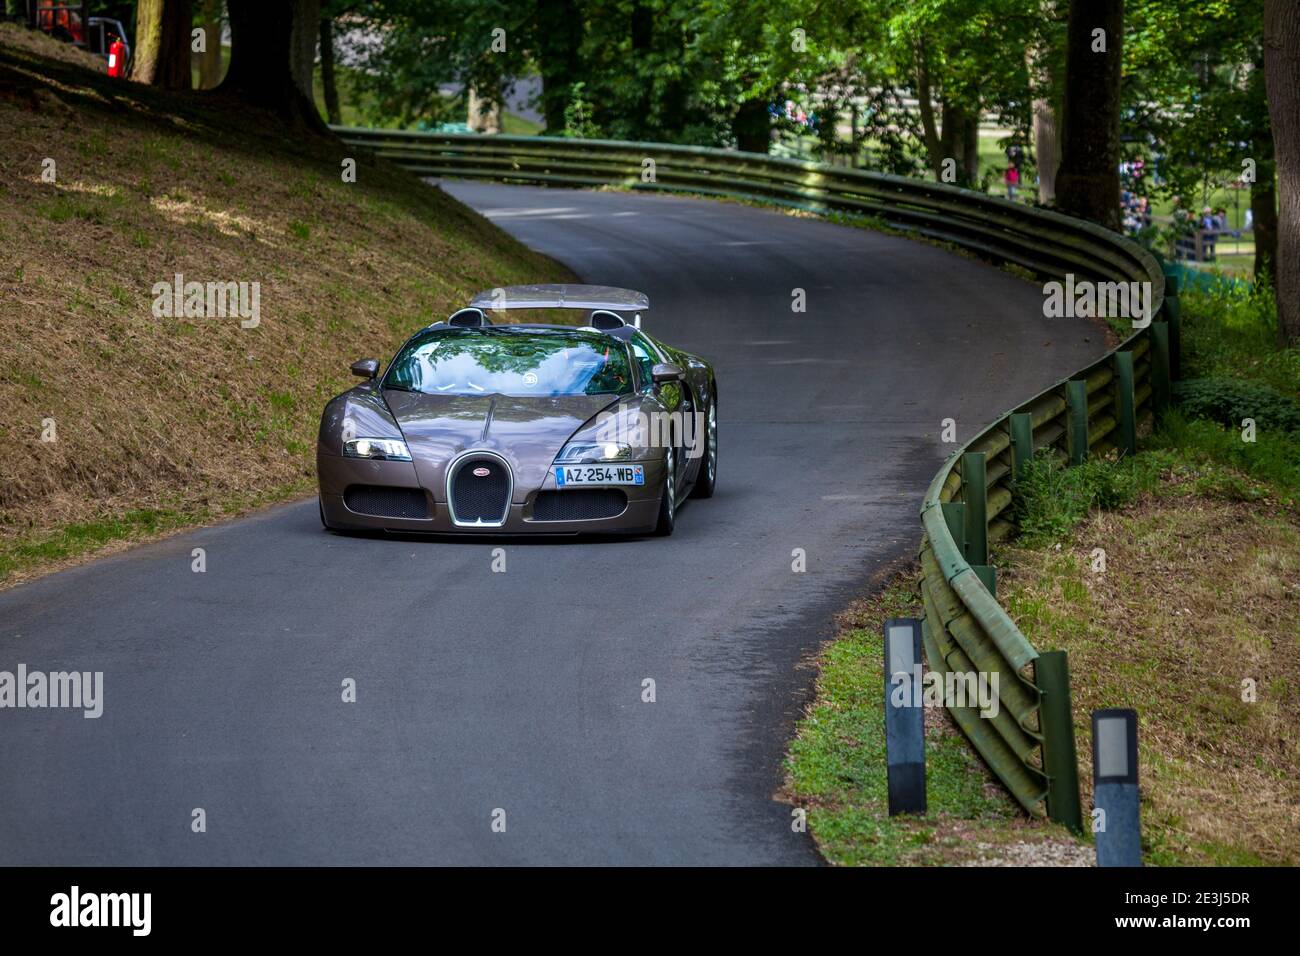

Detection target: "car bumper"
[317, 451, 665, 535]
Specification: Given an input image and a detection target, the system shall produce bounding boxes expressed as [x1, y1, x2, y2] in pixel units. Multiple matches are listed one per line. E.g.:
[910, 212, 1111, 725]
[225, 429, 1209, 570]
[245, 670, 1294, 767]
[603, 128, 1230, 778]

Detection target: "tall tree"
[1056, 0, 1124, 228]
[133, 0, 194, 89]
[220, 0, 325, 130]
[319, 15, 341, 125]
[534, 0, 583, 132]
[1250, 53, 1279, 286]
[1264, 0, 1300, 345]
[289, 0, 321, 103]
[1026, 1, 1065, 202]
[196, 2, 224, 90]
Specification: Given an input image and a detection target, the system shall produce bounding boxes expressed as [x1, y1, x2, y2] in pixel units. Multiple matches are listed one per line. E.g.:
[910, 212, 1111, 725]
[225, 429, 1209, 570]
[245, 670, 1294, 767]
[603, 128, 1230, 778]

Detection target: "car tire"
[653, 447, 676, 536]
[690, 399, 717, 499]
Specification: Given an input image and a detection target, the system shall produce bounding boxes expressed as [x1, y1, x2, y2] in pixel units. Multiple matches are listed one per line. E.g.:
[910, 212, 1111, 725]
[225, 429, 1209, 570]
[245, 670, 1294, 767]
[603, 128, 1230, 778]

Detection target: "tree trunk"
[732, 95, 771, 153]
[467, 84, 502, 133]
[220, 0, 325, 131]
[1026, 5, 1061, 203]
[915, 37, 944, 179]
[940, 102, 979, 186]
[1251, 137, 1279, 287]
[1032, 97, 1060, 202]
[197, 15, 222, 90]
[132, 0, 193, 90]
[1055, 0, 1124, 229]
[961, 110, 980, 184]
[319, 16, 340, 125]
[1029, 3, 1060, 201]
[536, 0, 582, 133]
[1264, 0, 1300, 345]
[289, 0, 320, 103]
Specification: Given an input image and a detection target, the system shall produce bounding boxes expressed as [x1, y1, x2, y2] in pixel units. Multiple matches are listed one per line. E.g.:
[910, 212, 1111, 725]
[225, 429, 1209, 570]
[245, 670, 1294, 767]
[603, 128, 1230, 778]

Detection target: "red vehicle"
[30, 1, 87, 45]
[27, 1, 132, 74]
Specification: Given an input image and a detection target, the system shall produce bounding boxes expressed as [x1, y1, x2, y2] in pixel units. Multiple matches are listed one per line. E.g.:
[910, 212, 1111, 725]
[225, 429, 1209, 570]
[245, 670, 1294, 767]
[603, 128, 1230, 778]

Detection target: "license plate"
[554, 464, 645, 486]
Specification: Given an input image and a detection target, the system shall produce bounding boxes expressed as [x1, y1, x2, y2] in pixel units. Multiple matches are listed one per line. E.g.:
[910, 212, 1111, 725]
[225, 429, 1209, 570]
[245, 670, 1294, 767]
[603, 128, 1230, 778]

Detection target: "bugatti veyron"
[316, 285, 717, 536]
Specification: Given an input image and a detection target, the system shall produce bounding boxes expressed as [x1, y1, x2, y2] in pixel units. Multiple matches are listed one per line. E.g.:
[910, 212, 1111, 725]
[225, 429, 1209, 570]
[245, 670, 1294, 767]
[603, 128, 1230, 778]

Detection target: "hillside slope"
[0, 25, 573, 584]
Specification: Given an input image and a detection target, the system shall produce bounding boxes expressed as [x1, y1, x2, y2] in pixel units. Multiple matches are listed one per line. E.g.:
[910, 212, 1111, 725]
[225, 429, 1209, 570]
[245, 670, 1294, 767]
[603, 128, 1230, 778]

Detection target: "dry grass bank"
[0, 24, 573, 584]
[1001, 474, 1300, 865]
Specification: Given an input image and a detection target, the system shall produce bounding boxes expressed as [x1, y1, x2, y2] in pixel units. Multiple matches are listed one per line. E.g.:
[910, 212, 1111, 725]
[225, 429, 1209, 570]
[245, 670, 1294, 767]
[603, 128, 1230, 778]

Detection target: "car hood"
[382, 389, 621, 500]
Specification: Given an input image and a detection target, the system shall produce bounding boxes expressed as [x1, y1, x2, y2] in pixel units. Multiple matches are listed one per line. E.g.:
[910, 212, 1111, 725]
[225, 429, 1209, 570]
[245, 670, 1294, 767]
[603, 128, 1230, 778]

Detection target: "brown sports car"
[316, 285, 717, 536]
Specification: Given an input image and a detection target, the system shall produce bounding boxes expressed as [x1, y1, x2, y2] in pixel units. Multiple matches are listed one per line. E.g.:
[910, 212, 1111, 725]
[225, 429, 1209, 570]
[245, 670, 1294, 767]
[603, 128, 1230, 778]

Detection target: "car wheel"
[653, 447, 676, 536]
[690, 399, 717, 499]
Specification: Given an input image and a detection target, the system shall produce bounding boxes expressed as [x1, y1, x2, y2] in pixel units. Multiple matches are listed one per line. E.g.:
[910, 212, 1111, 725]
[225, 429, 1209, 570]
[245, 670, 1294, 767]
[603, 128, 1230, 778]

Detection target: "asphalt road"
[0, 184, 1105, 865]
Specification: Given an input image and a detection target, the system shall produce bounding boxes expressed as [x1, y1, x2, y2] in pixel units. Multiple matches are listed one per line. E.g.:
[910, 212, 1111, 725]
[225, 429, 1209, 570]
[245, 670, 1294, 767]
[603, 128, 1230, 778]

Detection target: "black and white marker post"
[884, 618, 926, 815]
[1092, 708, 1142, 867]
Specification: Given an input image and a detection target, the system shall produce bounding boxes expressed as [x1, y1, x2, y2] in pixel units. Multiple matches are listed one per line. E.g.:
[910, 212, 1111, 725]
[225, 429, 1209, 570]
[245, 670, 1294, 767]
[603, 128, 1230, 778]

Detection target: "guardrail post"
[1036, 650, 1083, 833]
[1151, 321, 1171, 416]
[1065, 380, 1089, 465]
[1009, 413, 1035, 478]
[941, 502, 965, 556]
[1113, 351, 1137, 458]
[960, 452, 987, 566]
[971, 564, 997, 597]
[1161, 268, 1181, 381]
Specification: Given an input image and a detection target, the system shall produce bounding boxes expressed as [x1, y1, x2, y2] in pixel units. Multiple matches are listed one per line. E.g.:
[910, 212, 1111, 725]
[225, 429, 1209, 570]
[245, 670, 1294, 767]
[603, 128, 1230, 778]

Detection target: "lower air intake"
[532, 489, 628, 521]
[343, 485, 430, 519]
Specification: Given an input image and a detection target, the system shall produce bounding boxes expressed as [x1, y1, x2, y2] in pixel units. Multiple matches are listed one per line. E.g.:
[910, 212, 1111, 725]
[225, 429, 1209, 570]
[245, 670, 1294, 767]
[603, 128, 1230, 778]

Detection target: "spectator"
[1004, 164, 1020, 199]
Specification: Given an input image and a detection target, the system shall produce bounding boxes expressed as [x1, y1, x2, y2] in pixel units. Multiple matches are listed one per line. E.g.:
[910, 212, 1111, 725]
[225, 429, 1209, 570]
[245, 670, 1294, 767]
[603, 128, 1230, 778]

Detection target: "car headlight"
[556, 441, 634, 464]
[343, 437, 412, 461]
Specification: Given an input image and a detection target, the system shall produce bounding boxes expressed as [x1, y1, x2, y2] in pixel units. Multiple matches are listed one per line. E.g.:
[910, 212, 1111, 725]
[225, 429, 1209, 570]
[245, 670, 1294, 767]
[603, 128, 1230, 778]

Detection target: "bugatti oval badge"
[473, 467, 491, 477]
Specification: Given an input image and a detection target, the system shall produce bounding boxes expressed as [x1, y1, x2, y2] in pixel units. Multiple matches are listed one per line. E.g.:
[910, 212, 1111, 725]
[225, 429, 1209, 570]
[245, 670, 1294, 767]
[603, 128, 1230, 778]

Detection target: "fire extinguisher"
[107, 37, 126, 79]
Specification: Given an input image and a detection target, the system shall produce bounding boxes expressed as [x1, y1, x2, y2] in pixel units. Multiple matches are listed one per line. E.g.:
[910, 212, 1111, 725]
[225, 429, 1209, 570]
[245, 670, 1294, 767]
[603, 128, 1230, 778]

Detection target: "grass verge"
[784, 565, 1090, 866]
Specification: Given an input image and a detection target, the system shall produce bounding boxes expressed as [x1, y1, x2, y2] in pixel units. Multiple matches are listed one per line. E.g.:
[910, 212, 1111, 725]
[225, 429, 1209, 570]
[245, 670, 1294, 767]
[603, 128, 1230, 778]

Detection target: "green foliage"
[1175, 377, 1300, 433]
[1011, 450, 1160, 546]
[1180, 280, 1299, 395]
[1123, 0, 1268, 218]
[1148, 411, 1299, 504]
[561, 82, 602, 138]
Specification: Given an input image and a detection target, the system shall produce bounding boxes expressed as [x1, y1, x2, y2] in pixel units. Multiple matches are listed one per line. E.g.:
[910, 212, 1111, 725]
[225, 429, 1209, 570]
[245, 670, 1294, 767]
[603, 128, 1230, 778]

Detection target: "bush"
[1179, 280, 1298, 395]
[1010, 450, 1158, 546]
[1174, 377, 1300, 433]
[1149, 410, 1300, 504]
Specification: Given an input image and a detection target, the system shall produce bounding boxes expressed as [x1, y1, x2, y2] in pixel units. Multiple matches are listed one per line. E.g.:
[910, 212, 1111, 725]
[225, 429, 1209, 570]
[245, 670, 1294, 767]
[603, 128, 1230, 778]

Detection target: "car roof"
[468, 284, 649, 312]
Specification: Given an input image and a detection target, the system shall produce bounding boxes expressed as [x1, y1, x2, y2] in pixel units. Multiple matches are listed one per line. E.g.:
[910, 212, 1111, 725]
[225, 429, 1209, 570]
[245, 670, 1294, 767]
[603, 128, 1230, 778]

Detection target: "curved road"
[0, 184, 1104, 865]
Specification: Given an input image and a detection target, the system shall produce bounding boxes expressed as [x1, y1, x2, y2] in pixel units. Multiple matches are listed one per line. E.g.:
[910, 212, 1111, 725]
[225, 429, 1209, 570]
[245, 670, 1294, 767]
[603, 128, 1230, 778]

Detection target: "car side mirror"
[651, 362, 685, 385]
[350, 358, 379, 379]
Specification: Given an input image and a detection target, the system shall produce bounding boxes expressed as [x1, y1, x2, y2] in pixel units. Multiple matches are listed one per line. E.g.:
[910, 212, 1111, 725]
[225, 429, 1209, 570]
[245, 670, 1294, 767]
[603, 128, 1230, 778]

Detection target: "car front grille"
[448, 455, 511, 526]
[343, 485, 430, 519]
[531, 489, 628, 522]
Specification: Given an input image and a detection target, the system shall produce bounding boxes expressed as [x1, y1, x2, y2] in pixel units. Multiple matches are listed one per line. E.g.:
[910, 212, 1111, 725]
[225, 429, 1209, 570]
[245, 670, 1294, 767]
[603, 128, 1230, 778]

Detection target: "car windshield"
[383, 328, 633, 397]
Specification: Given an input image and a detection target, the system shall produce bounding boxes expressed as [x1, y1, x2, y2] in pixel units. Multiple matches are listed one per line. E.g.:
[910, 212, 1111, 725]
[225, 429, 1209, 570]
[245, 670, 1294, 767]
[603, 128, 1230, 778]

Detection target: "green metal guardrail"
[334, 127, 1173, 825]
